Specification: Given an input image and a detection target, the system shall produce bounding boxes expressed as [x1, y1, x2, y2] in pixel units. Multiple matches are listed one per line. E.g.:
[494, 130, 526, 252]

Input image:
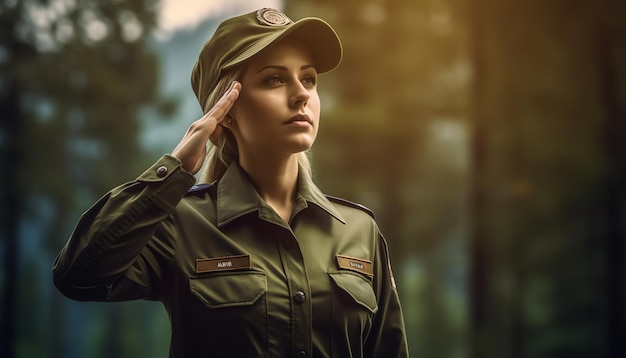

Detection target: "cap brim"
[222, 17, 343, 74]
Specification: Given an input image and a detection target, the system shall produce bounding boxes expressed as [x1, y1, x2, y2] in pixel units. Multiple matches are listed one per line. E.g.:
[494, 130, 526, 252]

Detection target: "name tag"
[196, 254, 251, 273]
[336, 255, 374, 276]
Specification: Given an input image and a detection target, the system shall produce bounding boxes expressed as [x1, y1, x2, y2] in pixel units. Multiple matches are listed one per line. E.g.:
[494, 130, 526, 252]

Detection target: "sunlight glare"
[158, 0, 282, 34]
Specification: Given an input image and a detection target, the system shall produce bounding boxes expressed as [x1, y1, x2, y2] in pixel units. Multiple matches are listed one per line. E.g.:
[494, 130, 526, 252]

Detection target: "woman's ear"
[223, 113, 236, 128]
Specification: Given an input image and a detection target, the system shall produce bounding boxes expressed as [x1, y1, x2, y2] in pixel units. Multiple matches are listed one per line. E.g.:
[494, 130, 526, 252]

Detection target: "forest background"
[1, 0, 625, 357]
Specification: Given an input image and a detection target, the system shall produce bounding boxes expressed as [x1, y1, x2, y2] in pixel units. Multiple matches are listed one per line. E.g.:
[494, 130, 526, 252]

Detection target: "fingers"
[205, 81, 240, 144]
[205, 81, 241, 125]
[171, 81, 241, 174]
[209, 125, 223, 144]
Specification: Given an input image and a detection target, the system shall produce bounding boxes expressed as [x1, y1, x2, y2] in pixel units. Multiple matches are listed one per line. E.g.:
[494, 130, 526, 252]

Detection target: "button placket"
[275, 228, 312, 357]
[293, 291, 306, 304]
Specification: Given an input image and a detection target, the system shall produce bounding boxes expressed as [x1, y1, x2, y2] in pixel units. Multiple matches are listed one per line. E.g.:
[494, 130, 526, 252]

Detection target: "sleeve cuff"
[138, 155, 196, 212]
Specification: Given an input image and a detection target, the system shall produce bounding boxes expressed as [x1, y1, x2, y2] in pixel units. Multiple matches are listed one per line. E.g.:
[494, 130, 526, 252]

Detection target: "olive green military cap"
[191, 8, 343, 111]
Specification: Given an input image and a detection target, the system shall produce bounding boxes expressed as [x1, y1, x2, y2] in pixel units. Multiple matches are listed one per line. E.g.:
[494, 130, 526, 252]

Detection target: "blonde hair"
[198, 68, 312, 183]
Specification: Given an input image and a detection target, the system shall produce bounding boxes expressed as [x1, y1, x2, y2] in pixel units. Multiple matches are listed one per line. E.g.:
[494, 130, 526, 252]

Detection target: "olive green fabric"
[53, 155, 408, 357]
[191, 8, 343, 110]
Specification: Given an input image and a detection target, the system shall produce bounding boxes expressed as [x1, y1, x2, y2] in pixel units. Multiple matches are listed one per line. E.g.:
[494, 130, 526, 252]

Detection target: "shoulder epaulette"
[187, 183, 214, 194]
[326, 195, 375, 219]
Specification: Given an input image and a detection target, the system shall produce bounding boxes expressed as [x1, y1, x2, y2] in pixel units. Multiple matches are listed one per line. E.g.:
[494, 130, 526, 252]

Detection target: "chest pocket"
[187, 271, 268, 356]
[189, 271, 266, 308]
[329, 271, 378, 314]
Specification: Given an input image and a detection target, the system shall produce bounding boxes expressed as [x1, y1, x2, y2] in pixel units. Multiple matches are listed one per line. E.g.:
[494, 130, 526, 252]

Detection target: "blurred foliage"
[288, 0, 626, 357]
[1, 0, 170, 357]
[1, 0, 625, 357]
[468, 0, 626, 357]
[287, 0, 470, 356]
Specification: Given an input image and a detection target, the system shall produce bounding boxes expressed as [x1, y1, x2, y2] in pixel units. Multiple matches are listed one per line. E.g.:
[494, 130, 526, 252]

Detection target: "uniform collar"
[296, 164, 346, 224]
[216, 161, 345, 227]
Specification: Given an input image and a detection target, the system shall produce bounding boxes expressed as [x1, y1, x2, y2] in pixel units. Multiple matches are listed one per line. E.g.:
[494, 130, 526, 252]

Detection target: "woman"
[53, 8, 408, 358]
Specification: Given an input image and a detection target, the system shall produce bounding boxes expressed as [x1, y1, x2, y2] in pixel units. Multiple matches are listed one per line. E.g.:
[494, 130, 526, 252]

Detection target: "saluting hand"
[171, 81, 241, 174]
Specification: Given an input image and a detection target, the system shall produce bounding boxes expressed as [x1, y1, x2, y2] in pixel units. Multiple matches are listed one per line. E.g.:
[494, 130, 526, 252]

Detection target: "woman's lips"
[284, 114, 312, 126]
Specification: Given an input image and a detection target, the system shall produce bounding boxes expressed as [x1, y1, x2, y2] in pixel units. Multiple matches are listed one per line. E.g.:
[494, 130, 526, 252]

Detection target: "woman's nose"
[290, 82, 310, 109]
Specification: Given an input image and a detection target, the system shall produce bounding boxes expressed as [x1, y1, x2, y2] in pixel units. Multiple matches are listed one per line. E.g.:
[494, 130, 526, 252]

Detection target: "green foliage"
[1, 0, 172, 357]
[288, 0, 626, 357]
[469, 0, 626, 357]
[2, 0, 625, 356]
[286, 1, 471, 355]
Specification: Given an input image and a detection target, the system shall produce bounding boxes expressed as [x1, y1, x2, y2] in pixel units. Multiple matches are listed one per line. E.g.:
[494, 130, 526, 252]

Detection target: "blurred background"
[1, 0, 625, 357]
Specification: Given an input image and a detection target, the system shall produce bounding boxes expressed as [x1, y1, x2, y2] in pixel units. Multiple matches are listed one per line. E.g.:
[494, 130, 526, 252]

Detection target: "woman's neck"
[238, 152, 299, 222]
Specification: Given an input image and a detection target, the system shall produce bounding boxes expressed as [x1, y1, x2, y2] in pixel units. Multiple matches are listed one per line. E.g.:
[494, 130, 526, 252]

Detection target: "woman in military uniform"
[53, 8, 408, 358]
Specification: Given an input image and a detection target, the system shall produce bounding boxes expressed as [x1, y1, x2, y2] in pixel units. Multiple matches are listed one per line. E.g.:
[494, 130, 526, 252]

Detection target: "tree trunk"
[0, 71, 21, 358]
[597, 0, 626, 356]
[468, 0, 489, 354]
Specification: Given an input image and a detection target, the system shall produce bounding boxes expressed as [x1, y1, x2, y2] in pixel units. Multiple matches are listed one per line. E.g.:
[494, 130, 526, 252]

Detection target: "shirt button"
[156, 165, 168, 177]
[296, 350, 307, 358]
[293, 291, 306, 304]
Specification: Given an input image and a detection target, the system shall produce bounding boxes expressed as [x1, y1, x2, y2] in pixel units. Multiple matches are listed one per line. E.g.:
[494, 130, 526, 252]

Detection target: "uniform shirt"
[53, 155, 408, 358]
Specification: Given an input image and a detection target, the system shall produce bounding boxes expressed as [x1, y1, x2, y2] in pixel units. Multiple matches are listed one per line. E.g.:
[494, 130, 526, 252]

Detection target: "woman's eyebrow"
[256, 64, 316, 74]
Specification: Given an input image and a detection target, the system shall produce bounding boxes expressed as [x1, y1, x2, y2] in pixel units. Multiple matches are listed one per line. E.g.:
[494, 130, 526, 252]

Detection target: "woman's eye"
[265, 75, 284, 84]
[302, 76, 317, 86]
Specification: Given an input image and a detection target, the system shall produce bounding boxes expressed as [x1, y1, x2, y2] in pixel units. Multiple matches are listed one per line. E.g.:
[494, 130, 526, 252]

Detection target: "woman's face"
[229, 39, 320, 158]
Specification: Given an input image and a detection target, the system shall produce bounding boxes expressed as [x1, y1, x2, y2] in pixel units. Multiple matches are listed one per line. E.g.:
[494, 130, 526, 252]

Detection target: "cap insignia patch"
[256, 8, 293, 26]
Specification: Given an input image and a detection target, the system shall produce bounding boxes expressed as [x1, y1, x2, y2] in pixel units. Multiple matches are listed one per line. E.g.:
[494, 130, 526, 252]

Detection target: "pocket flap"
[190, 271, 266, 309]
[329, 271, 378, 313]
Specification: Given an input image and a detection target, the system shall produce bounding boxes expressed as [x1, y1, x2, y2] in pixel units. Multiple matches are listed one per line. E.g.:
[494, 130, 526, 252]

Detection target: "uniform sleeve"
[366, 232, 409, 358]
[52, 155, 196, 302]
